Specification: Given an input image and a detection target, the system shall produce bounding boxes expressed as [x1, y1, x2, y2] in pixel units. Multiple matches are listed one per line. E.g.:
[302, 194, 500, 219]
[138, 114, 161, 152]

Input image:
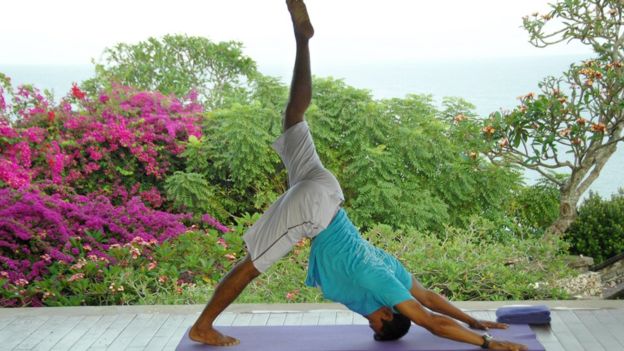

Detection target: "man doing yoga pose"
[189, 1, 528, 350]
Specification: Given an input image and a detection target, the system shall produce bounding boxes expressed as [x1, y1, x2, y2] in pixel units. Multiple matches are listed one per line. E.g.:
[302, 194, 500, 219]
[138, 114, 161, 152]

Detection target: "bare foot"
[287, 0, 314, 39]
[188, 325, 240, 347]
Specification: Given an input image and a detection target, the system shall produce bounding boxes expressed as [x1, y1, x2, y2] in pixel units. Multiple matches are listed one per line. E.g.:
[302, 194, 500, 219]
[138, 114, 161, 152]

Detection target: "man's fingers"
[488, 321, 508, 329]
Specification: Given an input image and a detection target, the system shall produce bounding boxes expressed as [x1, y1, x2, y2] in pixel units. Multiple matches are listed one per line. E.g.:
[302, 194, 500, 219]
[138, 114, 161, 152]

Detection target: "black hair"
[373, 313, 411, 341]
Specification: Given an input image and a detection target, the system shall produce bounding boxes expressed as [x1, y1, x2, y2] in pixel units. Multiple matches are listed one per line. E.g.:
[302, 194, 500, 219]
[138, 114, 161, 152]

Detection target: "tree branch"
[575, 145, 616, 197]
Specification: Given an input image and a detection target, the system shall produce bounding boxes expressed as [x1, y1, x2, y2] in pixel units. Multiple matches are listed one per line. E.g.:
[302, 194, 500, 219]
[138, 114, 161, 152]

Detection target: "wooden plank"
[300, 312, 321, 325]
[266, 313, 287, 326]
[106, 313, 154, 350]
[335, 311, 354, 325]
[575, 310, 623, 351]
[283, 312, 304, 326]
[14, 316, 70, 350]
[548, 311, 585, 351]
[231, 313, 253, 326]
[248, 313, 270, 326]
[593, 309, 624, 346]
[0, 316, 49, 350]
[214, 312, 236, 327]
[163, 314, 199, 350]
[607, 309, 624, 324]
[144, 314, 186, 351]
[483, 311, 497, 321]
[68, 314, 118, 351]
[470, 311, 491, 326]
[0, 316, 16, 331]
[125, 312, 169, 349]
[557, 310, 605, 351]
[318, 311, 337, 325]
[32, 315, 85, 351]
[50, 315, 102, 351]
[353, 314, 369, 325]
[85, 313, 135, 350]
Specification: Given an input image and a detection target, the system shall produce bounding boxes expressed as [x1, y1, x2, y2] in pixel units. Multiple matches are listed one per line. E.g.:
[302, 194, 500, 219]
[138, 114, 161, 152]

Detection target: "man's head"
[367, 307, 411, 341]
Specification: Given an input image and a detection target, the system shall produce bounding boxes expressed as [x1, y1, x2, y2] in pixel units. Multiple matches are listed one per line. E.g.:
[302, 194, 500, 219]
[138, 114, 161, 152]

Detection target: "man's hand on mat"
[489, 339, 529, 351]
[188, 325, 240, 347]
[469, 319, 509, 330]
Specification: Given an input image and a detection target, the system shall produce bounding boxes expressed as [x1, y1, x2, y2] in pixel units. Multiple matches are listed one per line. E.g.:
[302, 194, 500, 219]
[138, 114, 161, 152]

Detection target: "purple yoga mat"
[176, 324, 545, 351]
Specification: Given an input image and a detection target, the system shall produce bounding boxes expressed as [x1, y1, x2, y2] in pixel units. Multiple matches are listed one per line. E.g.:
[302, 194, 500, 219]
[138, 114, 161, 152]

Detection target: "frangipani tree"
[481, 0, 623, 238]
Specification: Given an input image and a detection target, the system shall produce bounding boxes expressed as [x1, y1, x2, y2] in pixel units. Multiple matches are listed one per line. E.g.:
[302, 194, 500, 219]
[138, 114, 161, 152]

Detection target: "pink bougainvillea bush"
[0, 75, 234, 306]
[0, 188, 192, 306]
[0, 79, 202, 197]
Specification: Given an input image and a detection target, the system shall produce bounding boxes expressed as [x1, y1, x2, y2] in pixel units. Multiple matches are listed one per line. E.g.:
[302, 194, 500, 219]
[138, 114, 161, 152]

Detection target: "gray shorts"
[243, 121, 344, 272]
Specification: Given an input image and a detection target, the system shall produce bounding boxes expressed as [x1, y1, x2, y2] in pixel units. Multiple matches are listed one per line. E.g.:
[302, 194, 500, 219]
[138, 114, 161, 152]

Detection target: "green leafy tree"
[482, 0, 624, 238]
[307, 78, 521, 232]
[84, 35, 257, 109]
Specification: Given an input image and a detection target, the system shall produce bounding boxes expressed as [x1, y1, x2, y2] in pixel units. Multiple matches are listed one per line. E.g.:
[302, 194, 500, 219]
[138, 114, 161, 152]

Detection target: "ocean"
[1, 54, 622, 200]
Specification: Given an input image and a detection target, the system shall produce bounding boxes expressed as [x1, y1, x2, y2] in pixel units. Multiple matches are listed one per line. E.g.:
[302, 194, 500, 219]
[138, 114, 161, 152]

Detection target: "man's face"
[367, 307, 394, 334]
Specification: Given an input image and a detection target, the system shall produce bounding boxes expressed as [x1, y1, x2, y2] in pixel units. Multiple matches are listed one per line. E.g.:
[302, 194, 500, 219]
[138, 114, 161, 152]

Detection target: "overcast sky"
[0, 0, 592, 67]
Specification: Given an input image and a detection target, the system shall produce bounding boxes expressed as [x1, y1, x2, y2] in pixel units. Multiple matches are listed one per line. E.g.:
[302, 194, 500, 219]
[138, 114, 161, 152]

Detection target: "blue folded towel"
[496, 305, 551, 324]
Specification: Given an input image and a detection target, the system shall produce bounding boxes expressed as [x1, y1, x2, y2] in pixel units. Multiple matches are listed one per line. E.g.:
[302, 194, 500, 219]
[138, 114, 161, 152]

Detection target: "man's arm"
[409, 277, 506, 330]
[395, 299, 527, 351]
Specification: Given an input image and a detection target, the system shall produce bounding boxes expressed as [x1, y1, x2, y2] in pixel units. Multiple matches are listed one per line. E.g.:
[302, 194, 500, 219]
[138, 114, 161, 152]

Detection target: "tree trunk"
[545, 190, 579, 239]
[544, 141, 619, 240]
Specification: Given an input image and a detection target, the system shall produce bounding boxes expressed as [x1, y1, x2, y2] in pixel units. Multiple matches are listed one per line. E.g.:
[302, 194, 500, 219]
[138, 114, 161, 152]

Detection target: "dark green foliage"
[508, 179, 561, 234]
[565, 190, 624, 264]
[164, 171, 227, 218]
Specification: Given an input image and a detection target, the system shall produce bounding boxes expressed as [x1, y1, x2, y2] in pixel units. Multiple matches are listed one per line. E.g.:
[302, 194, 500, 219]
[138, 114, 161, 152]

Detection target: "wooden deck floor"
[0, 301, 622, 350]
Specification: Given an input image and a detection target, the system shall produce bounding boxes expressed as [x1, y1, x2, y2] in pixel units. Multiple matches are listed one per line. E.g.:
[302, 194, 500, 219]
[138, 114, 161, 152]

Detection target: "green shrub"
[19, 211, 573, 306]
[363, 223, 572, 301]
[565, 190, 624, 264]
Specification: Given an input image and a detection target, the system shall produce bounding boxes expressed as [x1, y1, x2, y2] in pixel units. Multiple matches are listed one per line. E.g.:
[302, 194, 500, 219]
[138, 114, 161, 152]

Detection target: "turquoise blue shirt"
[305, 209, 414, 316]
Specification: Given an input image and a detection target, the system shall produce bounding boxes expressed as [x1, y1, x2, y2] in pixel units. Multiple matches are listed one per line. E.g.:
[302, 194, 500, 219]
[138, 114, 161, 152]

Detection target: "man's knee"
[241, 255, 261, 279]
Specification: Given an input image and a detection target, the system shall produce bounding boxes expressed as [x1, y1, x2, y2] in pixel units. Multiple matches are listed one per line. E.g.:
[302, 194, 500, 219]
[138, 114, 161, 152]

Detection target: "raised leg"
[284, 0, 315, 131]
[188, 1, 315, 346]
[188, 256, 260, 346]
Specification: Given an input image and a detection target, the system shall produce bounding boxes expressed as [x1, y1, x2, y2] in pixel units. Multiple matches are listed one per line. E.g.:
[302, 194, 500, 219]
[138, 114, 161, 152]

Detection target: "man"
[189, 1, 528, 350]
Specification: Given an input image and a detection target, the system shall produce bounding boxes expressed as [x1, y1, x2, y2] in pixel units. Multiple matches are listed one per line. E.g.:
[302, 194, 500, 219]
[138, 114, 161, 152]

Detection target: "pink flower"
[217, 238, 228, 249]
[148, 261, 157, 271]
[99, 95, 109, 103]
[82, 244, 92, 251]
[0, 88, 6, 111]
[67, 273, 85, 282]
[14, 278, 29, 287]
[87, 147, 103, 161]
[224, 253, 237, 261]
[158, 275, 168, 283]
[286, 289, 300, 301]
[202, 214, 231, 233]
[130, 247, 141, 259]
